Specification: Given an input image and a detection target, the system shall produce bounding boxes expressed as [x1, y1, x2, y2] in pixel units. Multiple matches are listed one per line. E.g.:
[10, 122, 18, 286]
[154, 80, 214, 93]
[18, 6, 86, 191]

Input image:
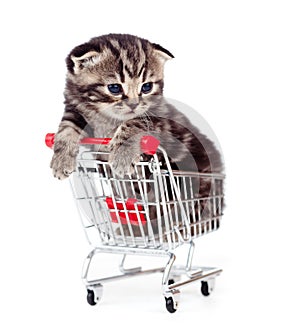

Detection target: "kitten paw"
[50, 153, 76, 180]
[109, 150, 141, 178]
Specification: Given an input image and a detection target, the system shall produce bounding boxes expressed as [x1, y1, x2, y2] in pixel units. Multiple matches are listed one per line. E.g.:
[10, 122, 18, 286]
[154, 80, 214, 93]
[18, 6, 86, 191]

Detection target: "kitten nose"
[127, 99, 139, 109]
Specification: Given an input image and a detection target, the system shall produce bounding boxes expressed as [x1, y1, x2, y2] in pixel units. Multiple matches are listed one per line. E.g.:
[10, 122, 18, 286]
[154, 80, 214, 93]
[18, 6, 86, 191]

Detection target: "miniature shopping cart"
[46, 133, 225, 313]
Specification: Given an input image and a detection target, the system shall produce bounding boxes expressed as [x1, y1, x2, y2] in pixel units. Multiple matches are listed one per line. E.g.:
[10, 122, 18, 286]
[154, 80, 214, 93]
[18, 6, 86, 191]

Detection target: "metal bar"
[153, 153, 173, 249]
[158, 147, 191, 242]
[171, 170, 225, 179]
[132, 165, 149, 247]
[185, 241, 195, 272]
[162, 253, 176, 288]
[119, 254, 142, 274]
[86, 245, 169, 257]
[150, 155, 166, 247]
[102, 163, 123, 244]
[139, 163, 157, 247]
[162, 174, 176, 244]
[86, 170, 111, 243]
[168, 268, 223, 290]
[85, 267, 165, 286]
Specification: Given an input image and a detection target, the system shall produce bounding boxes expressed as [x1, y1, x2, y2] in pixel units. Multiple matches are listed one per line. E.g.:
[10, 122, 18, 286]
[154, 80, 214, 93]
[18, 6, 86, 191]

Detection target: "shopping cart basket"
[46, 133, 225, 313]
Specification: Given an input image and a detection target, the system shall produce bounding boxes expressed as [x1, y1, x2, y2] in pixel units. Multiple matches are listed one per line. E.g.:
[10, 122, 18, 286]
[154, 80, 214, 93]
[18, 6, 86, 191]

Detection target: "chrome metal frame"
[70, 143, 225, 311]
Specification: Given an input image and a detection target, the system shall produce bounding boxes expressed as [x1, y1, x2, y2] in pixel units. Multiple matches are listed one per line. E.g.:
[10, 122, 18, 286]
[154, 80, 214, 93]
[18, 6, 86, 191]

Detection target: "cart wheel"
[165, 297, 177, 313]
[86, 285, 103, 306]
[168, 273, 181, 286]
[201, 280, 214, 296]
[168, 279, 175, 285]
[87, 289, 97, 305]
[164, 288, 180, 313]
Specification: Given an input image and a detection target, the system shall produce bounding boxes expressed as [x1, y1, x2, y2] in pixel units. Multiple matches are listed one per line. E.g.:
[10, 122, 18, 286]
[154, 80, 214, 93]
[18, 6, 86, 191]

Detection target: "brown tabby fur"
[50, 34, 224, 236]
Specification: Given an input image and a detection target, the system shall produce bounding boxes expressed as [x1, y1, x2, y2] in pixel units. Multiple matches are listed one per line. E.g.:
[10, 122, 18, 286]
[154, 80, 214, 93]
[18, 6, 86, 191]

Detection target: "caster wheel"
[164, 289, 180, 313]
[86, 284, 103, 306]
[168, 279, 175, 285]
[165, 296, 177, 313]
[201, 280, 214, 296]
[87, 289, 97, 306]
[168, 275, 181, 285]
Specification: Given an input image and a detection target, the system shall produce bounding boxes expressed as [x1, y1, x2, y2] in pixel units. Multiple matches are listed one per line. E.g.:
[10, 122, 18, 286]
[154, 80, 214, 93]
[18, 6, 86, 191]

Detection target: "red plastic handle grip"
[45, 133, 55, 148]
[45, 133, 111, 148]
[140, 135, 160, 155]
[79, 137, 112, 145]
[45, 133, 160, 154]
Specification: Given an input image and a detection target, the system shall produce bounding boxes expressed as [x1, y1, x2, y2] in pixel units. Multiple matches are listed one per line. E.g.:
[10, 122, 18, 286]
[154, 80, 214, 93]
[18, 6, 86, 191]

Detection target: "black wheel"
[165, 297, 177, 313]
[87, 289, 97, 306]
[201, 281, 210, 296]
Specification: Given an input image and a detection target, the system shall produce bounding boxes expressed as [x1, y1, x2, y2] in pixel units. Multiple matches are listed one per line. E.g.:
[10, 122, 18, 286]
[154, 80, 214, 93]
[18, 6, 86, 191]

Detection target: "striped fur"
[50, 34, 223, 181]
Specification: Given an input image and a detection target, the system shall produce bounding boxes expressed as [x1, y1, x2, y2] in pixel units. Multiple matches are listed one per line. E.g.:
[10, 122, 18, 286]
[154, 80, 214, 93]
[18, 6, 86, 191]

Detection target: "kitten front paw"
[109, 148, 141, 178]
[50, 152, 76, 180]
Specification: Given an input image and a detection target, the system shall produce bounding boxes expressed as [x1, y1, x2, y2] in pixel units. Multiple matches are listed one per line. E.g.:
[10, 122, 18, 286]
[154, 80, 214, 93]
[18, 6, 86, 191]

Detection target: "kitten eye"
[141, 82, 153, 94]
[108, 84, 123, 95]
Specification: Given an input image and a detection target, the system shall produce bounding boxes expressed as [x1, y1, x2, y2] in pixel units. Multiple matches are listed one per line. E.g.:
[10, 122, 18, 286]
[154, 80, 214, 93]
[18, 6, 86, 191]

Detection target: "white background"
[1, 0, 300, 334]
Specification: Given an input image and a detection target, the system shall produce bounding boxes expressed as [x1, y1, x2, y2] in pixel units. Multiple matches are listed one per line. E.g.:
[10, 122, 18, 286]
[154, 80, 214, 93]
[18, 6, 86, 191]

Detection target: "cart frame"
[46, 133, 224, 313]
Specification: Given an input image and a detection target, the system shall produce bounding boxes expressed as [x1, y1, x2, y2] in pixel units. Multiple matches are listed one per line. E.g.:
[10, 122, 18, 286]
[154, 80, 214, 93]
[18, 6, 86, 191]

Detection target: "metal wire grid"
[71, 146, 224, 251]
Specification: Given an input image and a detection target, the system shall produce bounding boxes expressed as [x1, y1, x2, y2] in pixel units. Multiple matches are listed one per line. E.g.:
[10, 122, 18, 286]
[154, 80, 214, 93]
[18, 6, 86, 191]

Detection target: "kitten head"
[65, 34, 174, 121]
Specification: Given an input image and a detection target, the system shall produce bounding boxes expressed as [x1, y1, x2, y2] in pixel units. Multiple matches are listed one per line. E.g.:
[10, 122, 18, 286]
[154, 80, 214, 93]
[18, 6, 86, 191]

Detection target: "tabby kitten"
[51, 33, 223, 181]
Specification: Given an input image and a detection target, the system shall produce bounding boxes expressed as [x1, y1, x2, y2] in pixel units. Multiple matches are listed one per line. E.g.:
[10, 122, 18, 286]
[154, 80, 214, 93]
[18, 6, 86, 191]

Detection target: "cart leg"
[185, 241, 195, 272]
[162, 253, 176, 287]
[185, 241, 203, 278]
[82, 248, 104, 305]
[82, 248, 99, 285]
[162, 253, 180, 313]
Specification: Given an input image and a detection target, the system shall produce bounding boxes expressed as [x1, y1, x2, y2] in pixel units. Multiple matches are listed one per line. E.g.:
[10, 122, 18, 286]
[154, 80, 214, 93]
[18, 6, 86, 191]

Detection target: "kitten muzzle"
[127, 100, 140, 109]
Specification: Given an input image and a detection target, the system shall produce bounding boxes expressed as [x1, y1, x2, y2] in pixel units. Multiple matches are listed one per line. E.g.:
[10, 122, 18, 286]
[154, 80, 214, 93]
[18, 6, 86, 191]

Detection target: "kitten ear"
[71, 51, 101, 73]
[67, 44, 101, 74]
[152, 43, 175, 62]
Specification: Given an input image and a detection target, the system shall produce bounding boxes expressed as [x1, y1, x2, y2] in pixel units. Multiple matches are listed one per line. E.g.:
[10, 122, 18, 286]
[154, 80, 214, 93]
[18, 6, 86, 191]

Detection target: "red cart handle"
[45, 133, 160, 155]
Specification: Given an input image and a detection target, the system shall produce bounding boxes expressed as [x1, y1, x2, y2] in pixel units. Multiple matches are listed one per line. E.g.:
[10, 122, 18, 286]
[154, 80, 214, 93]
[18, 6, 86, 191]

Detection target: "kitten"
[50, 34, 224, 236]
[51, 33, 223, 179]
